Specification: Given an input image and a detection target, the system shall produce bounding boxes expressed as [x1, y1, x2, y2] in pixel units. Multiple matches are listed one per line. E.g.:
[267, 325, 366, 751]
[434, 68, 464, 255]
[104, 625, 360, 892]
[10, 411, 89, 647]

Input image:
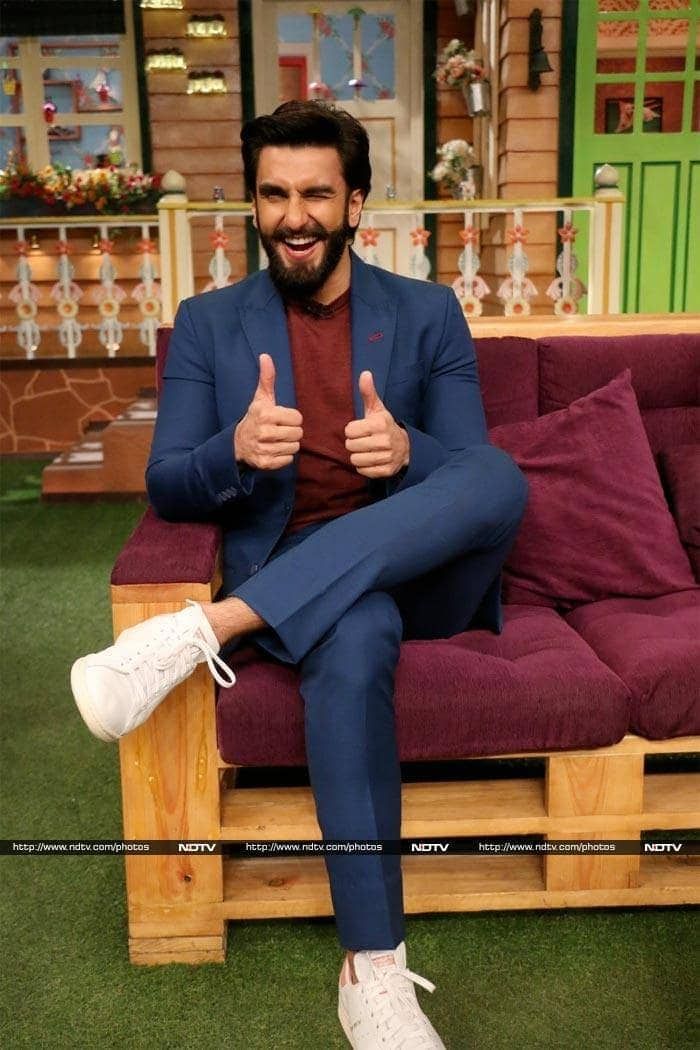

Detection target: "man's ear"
[347, 188, 364, 231]
[251, 198, 258, 229]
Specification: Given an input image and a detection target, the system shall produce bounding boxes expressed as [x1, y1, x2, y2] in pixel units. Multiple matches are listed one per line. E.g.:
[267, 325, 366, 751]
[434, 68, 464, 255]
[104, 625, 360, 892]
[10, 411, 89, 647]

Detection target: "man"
[71, 101, 527, 1049]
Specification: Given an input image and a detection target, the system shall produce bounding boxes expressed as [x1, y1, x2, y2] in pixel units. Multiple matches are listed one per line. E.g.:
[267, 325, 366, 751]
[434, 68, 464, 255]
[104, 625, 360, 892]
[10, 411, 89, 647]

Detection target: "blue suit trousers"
[230, 445, 527, 951]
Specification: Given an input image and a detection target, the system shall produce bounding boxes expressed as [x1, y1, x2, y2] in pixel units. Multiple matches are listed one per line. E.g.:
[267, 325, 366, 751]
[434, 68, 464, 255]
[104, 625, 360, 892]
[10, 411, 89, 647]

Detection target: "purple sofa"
[113, 325, 700, 765]
[110, 315, 700, 964]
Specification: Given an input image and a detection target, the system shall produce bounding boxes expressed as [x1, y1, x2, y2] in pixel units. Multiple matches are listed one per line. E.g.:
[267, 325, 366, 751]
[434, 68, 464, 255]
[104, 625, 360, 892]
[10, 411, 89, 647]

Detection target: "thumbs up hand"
[234, 353, 303, 470]
[344, 370, 410, 479]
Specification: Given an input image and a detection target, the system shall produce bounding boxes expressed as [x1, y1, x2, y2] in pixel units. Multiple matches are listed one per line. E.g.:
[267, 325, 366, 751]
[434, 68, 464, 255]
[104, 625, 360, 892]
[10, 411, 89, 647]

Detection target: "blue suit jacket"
[147, 251, 500, 628]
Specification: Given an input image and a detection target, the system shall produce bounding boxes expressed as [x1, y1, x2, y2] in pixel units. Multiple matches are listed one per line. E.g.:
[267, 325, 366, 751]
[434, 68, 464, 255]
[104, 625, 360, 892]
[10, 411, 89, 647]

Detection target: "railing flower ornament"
[203, 214, 233, 292]
[50, 237, 84, 357]
[9, 240, 41, 355]
[409, 226, 431, 281]
[453, 215, 489, 318]
[546, 212, 587, 316]
[131, 224, 161, 354]
[498, 210, 538, 317]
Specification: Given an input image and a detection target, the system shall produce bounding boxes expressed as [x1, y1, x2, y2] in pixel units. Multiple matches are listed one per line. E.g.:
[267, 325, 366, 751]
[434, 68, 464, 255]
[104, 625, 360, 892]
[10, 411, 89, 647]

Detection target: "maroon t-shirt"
[283, 288, 372, 535]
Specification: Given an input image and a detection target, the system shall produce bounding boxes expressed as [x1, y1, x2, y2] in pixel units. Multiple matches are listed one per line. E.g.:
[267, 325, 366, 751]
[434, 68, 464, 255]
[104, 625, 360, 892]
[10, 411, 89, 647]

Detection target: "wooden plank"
[113, 595, 224, 934]
[220, 853, 699, 918]
[643, 773, 700, 828]
[128, 901, 225, 939]
[129, 938, 226, 966]
[111, 579, 220, 605]
[220, 776, 696, 840]
[469, 314, 700, 339]
[221, 779, 546, 839]
[545, 826, 641, 891]
[546, 754, 644, 817]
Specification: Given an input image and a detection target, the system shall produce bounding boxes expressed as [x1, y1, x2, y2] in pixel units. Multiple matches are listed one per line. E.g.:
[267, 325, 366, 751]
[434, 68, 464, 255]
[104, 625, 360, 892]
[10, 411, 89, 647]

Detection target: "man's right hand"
[234, 353, 303, 470]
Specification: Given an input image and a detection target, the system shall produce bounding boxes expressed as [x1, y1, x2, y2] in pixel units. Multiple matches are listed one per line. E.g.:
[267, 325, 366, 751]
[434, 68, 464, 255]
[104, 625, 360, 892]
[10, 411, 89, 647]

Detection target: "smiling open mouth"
[280, 236, 322, 257]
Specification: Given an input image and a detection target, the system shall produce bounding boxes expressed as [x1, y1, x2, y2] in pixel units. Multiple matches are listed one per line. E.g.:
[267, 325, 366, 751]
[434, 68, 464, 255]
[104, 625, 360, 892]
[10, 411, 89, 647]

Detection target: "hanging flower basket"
[434, 38, 490, 116]
[462, 80, 491, 118]
[429, 140, 478, 199]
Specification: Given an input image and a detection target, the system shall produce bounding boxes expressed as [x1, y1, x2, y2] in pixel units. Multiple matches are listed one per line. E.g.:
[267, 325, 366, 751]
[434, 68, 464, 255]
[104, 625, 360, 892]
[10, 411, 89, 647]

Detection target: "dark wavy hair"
[240, 100, 372, 202]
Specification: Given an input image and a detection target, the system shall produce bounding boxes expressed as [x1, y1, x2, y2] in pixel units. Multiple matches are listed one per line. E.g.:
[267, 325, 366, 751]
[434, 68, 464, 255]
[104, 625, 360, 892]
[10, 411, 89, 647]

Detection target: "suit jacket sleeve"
[384, 288, 488, 497]
[146, 299, 256, 520]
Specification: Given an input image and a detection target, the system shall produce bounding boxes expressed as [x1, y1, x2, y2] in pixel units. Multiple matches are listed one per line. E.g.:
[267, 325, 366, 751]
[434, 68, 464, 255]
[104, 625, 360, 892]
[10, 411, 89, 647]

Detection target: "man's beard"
[260, 218, 353, 301]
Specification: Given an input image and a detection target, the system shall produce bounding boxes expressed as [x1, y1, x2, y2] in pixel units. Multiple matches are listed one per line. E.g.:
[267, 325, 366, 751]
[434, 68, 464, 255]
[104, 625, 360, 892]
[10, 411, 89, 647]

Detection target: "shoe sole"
[70, 657, 118, 743]
[337, 1002, 354, 1047]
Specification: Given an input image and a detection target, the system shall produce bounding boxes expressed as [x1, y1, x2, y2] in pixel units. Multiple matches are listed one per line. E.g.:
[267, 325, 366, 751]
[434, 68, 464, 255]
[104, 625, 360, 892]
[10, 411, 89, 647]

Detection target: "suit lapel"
[349, 251, 397, 421]
[239, 253, 397, 419]
[240, 270, 297, 408]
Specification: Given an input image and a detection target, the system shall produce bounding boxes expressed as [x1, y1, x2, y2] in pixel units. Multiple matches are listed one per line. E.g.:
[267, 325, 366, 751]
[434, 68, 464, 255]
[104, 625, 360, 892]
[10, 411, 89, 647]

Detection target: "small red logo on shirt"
[368, 331, 384, 342]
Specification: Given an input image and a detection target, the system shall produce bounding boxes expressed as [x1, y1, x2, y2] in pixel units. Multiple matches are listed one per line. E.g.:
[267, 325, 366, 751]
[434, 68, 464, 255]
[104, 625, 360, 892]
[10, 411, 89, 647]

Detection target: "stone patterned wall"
[1, 363, 153, 453]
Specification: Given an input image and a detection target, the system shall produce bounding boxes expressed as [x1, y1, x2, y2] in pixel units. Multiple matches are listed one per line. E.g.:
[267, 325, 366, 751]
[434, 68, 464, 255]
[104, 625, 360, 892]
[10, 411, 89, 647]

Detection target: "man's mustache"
[271, 224, 329, 243]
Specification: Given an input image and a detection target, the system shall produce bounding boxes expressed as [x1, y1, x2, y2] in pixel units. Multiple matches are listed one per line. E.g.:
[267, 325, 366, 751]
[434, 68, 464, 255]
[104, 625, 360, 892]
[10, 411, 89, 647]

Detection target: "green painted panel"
[636, 163, 679, 313]
[572, 0, 699, 314]
[684, 162, 700, 311]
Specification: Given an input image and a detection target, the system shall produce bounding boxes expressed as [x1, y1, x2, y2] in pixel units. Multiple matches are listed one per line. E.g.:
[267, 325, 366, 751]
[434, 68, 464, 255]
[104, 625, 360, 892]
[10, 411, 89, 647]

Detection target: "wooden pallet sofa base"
[114, 580, 699, 966]
[112, 313, 700, 965]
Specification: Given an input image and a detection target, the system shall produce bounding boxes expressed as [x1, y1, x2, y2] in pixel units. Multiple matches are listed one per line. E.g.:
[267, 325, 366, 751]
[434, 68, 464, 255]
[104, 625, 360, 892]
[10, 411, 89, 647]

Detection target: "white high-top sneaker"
[70, 600, 236, 742]
[338, 941, 447, 1049]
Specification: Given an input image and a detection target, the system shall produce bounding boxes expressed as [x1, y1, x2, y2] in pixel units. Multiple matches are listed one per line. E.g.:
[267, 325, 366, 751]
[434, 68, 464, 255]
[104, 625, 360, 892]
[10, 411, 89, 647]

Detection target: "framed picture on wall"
[605, 97, 663, 134]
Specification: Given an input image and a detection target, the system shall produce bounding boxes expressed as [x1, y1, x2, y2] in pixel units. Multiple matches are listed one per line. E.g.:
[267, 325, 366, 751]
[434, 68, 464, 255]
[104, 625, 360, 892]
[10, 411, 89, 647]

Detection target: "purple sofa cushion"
[111, 507, 221, 585]
[155, 326, 172, 397]
[538, 332, 700, 413]
[659, 444, 700, 579]
[473, 337, 539, 426]
[489, 371, 697, 610]
[641, 407, 700, 455]
[216, 606, 630, 765]
[565, 590, 700, 739]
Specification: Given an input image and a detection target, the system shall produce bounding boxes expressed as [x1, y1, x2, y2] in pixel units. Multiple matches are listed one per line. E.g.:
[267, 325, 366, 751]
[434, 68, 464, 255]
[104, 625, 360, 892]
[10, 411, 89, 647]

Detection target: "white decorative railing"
[1, 215, 160, 358]
[156, 167, 624, 325]
[0, 167, 624, 358]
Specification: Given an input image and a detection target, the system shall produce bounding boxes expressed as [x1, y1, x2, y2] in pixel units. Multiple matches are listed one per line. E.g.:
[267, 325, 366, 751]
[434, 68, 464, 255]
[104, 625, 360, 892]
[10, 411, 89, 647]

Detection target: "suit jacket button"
[250, 564, 259, 575]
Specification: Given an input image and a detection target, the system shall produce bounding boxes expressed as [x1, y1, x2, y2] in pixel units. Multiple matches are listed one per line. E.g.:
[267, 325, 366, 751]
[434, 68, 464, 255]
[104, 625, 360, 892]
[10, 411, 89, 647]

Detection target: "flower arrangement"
[434, 39, 484, 89]
[429, 139, 477, 199]
[0, 154, 162, 214]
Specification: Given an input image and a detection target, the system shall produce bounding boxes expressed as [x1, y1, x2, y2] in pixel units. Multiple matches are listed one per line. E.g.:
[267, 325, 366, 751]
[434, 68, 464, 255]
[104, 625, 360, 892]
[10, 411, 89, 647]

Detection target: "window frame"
[1, 0, 142, 170]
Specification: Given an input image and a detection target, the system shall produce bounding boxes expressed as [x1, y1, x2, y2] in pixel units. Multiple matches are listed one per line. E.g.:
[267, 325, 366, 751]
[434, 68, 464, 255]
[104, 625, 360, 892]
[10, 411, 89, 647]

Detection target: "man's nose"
[284, 194, 308, 230]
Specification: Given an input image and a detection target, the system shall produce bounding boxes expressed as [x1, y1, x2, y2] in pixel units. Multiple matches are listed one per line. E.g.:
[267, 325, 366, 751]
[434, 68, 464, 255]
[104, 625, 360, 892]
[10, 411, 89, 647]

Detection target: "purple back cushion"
[489, 370, 697, 610]
[473, 337, 539, 426]
[659, 444, 700, 580]
[156, 326, 171, 397]
[538, 333, 700, 453]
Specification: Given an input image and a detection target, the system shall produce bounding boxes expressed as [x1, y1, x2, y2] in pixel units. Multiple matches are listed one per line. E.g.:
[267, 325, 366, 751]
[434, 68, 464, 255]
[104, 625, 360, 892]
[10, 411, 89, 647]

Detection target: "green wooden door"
[572, 0, 699, 313]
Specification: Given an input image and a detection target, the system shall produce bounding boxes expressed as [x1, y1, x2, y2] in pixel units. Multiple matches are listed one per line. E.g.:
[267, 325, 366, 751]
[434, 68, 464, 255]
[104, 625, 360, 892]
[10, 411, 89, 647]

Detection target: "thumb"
[256, 353, 276, 402]
[359, 370, 383, 416]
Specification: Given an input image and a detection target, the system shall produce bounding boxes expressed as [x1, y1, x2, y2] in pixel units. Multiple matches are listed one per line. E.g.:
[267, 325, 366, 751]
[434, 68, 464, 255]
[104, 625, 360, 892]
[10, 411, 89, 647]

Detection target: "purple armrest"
[110, 507, 222, 586]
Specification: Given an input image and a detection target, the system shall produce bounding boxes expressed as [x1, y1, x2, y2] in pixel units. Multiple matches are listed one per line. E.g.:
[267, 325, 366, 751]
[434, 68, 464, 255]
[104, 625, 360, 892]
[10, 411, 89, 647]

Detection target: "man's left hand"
[344, 371, 410, 479]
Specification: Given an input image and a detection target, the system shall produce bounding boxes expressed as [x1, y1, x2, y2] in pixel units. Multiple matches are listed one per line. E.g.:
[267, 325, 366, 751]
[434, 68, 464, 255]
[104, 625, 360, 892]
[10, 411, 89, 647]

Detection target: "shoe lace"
[365, 965, 439, 1049]
[119, 616, 236, 712]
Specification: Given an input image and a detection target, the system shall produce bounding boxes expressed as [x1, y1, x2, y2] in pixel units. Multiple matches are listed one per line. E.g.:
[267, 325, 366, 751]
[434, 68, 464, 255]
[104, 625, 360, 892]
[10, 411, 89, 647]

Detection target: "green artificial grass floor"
[0, 458, 697, 1049]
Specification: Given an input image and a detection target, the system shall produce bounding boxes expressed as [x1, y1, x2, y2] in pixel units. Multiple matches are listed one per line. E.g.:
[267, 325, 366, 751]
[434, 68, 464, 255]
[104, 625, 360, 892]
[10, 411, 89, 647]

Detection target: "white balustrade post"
[157, 170, 194, 323]
[589, 164, 625, 315]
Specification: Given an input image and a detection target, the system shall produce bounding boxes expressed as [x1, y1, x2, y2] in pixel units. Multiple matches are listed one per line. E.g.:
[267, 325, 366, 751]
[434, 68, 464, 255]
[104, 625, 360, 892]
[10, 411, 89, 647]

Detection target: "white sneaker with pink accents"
[338, 941, 447, 1049]
[70, 600, 235, 742]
